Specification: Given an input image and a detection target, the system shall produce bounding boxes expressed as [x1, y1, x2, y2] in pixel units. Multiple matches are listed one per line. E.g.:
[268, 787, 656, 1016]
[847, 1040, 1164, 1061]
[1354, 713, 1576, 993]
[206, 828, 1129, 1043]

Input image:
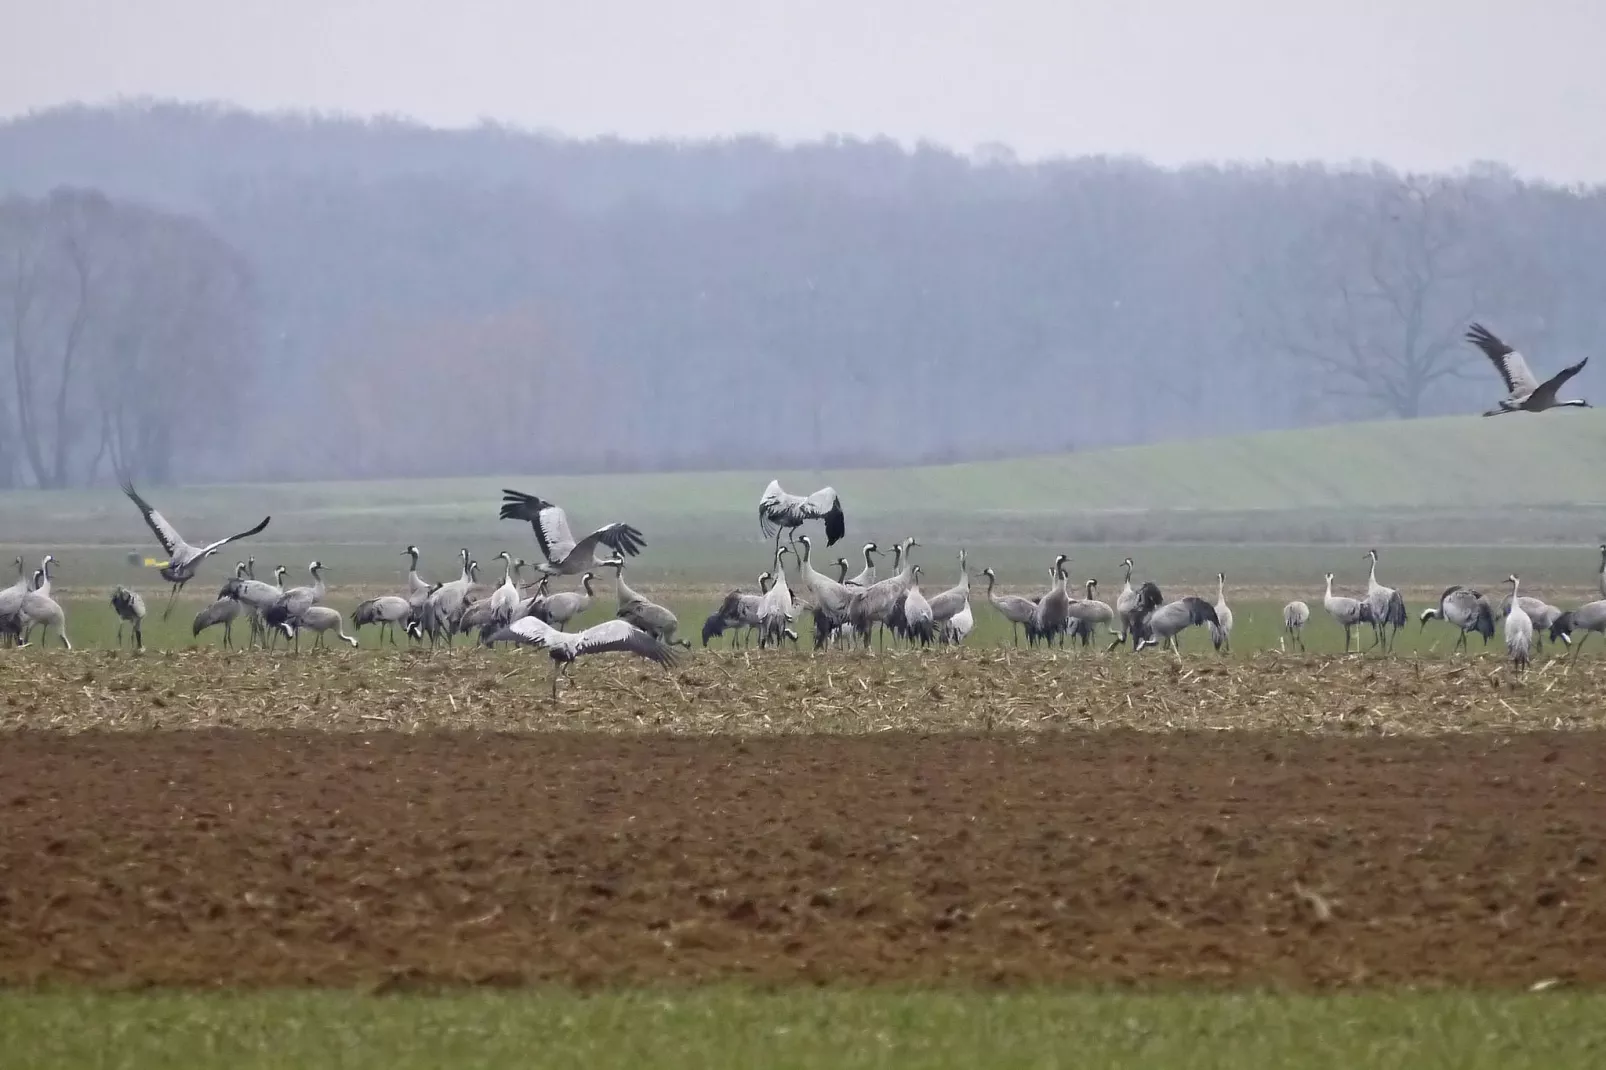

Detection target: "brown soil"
[2, 731, 1603, 989]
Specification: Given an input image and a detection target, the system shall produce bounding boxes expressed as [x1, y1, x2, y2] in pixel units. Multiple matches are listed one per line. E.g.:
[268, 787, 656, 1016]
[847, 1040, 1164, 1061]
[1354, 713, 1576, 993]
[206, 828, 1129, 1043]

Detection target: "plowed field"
[3, 731, 1602, 989]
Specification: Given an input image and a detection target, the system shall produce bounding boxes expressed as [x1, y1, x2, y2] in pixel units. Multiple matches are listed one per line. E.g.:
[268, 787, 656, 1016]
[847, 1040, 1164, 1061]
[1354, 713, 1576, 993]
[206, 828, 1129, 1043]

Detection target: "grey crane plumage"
[109, 585, 147, 650]
[605, 558, 691, 648]
[757, 545, 799, 648]
[540, 572, 598, 629]
[1551, 599, 1606, 657]
[1419, 585, 1495, 653]
[0, 556, 30, 644]
[262, 562, 328, 652]
[487, 615, 680, 699]
[846, 542, 878, 587]
[1504, 575, 1534, 671]
[1282, 600, 1310, 652]
[1208, 572, 1234, 653]
[1598, 544, 1606, 600]
[796, 535, 856, 644]
[120, 479, 271, 619]
[1363, 550, 1406, 653]
[847, 538, 918, 649]
[1066, 578, 1117, 638]
[1466, 323, 1590, 416]
[925, 550, 971, 627]
[352, 595, 413, 645]
[192, 592, 243, 647]
[1134, 595, 1219, 654]
[278, 604, 359, 650]
[1323, 573, 1369, 653]
[981, 567, 1037, 646]
[758, 480, 845, 552]
[1496, 593, 1561, 651]
[901, 565, 936, 646]
[500, 489, 646, 576]
[220, 564, 287, 648]
[1030, 555, 1071, 647]
[16, 575, 71, 649]
[703, 572, 771, 648]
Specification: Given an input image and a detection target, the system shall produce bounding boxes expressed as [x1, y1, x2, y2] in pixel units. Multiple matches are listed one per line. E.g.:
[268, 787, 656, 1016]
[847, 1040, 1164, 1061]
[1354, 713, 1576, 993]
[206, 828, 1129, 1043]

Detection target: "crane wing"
[120, 479, 186, 557]
[1532, 357, 1589, 405]
[571, 522, 647, 564]
[807, 487, 846, 545]
[196, 515, 272, 557]
[576, 619, 680, 667]
[500, 489, 577, 562]
[492, 614, 562, 648]
[1466, 323, 1539, 397]
[758, 479, 791, 537]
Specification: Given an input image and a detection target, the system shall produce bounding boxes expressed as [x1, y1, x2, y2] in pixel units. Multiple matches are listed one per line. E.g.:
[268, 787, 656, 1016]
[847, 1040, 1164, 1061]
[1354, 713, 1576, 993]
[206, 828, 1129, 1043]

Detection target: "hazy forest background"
[1, 101, 1604, 490]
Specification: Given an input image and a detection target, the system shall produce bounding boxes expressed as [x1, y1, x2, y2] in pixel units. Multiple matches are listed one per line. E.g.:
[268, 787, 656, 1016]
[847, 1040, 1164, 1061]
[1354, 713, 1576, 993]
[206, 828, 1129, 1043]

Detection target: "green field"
[2, 988, 1603, 1069]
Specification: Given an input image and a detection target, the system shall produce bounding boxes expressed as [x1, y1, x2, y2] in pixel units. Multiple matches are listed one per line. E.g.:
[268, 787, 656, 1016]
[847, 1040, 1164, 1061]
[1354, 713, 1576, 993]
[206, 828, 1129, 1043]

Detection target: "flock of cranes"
[5, 470, 1606, 697]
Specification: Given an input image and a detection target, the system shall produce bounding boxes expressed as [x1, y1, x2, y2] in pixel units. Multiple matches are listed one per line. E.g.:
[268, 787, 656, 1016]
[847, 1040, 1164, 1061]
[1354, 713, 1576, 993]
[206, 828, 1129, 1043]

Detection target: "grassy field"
[3, 410, 1605, 562]
[2, 988, 1604, 1069]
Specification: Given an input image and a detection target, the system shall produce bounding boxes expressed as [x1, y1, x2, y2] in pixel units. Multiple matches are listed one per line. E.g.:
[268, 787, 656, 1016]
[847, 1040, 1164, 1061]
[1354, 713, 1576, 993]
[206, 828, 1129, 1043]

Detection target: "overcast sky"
[3, 0, 1603, 181]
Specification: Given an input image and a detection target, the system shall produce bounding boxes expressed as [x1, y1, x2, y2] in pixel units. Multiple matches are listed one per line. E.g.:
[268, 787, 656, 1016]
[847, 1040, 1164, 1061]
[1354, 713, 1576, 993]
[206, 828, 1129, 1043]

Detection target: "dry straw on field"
[4, 648, 1605, 736]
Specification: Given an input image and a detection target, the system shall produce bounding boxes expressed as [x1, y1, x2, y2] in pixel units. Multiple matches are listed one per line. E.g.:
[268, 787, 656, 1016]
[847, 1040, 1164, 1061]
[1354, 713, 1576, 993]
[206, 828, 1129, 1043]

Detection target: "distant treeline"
[1, 102, 1603, 487]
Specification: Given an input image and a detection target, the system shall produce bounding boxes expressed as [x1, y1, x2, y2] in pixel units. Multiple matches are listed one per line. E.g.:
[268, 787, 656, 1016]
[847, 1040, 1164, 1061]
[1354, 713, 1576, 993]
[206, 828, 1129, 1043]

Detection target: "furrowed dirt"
[2, 731, 1603, 989]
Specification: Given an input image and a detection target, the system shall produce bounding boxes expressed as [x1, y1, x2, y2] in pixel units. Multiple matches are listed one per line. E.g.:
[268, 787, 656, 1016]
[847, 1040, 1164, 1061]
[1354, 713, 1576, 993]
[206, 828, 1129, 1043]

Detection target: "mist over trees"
[1, 102, 1604, 488]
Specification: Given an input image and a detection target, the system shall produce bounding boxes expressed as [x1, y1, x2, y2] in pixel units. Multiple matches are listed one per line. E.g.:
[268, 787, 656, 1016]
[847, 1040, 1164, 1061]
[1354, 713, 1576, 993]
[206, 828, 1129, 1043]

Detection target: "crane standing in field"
[1504, 575, 1534, 671]
[110, 586, 147, 650]
[1363, 550, 1407, 653]
[981, 568, 1036, 646]
[1465, 323, 1590, 416]
[1551, 599, 1606, 657]
[1282, 600, 1310, 652]
[1323, 573, 1369, 653]
[758, 480, 845, 552]
[1418, 585, 1495, 653]
[120, 480, 271, 619]
[1209, 572, 1234, 653]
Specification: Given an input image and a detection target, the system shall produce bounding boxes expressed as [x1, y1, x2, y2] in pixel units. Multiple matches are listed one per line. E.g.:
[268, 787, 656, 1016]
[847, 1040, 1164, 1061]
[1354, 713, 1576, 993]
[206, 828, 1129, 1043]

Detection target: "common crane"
[1418, 585, 1495, 652]
[352, 595, 413, 645]
[702, 572, 772, 648]
[796, 535, 855, 647]
[1363, 550, 1406, 653]
[902, 565, 936, 646]
[192, 592, 244, 648]
[1599, 544, 1606, 600]
[486, 615, 680, 699]
[981, 568, 1037, 646]
[540, 572, 598, 629]
[500, 490, 646, 576]
[1550, 599, 1606, 657]
[1504, 575, 1534, 671]
[926, 550, 971, 631]
[1209, 572, 1234, 653]
[846, 542, 879, 587]
[420, 549, 474, 646]
[109, 585, 147, 650]
[277, 605, 359, 650]
[1282, 601, 1310, 652]
[1066, 578, 1117, 640]
[847, 538, 918, 650]
[0, 557, 31, 644]
[1498, 591, 1563, 652]
[16, 574, 70, 649]
[1133, 595, 1219, 655]
[1323, 573, 1368, 653]
[1030, 556, 1071, 647]
[757, 546, 799, 648]
[604, 558, 691, 648]
[120, 479, 270, 619]
[1466, 323, 1590, 416]
[220, 564, 288, 648]
[758, 480, 845, 552]
[262, 562, 327, 650]
[403, 545, 431, 602]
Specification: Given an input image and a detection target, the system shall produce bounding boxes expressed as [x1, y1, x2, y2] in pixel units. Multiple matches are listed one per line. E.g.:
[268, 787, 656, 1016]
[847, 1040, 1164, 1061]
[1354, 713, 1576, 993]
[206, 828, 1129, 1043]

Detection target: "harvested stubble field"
[4, 647, 1606, 735]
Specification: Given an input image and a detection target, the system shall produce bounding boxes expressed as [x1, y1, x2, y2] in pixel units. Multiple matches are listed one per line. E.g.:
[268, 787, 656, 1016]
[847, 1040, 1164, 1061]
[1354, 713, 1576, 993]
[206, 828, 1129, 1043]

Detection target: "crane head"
[863, 542, 877, 555]
[1324, 572, 1335, 584]
[309, 560, 324, 574]
[1217, 571, 1225, 583]
[983, 567, 996, 579]
[1365, 548, 1379, 563]
[402, 546, 419, 557]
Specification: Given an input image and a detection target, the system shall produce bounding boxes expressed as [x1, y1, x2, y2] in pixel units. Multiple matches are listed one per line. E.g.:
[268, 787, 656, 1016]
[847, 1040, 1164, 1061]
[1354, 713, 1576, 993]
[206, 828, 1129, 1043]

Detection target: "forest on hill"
[1, 102, 1603, 487]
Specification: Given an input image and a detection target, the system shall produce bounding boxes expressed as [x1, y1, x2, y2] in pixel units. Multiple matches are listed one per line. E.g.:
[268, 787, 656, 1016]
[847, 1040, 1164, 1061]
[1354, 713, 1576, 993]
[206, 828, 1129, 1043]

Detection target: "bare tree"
[1255, 171, 1514, 420]
[0, 188, 254, 488]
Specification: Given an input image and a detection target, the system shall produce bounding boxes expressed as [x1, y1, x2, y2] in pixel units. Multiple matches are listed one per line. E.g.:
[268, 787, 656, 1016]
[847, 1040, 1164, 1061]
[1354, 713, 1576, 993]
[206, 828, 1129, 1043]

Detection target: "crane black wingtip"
[823, 502, 846, 546]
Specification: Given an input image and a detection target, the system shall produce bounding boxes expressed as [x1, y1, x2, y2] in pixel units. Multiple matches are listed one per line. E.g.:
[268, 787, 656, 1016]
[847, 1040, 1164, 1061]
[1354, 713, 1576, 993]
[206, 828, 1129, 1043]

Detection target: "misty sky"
[3, 0, 1603, 181]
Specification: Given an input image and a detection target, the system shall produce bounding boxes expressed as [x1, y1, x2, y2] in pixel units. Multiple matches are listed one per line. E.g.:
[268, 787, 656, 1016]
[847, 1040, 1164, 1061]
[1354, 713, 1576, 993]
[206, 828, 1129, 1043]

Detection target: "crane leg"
[223, 620, 233, 650]
[162, 583, 184, 621]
